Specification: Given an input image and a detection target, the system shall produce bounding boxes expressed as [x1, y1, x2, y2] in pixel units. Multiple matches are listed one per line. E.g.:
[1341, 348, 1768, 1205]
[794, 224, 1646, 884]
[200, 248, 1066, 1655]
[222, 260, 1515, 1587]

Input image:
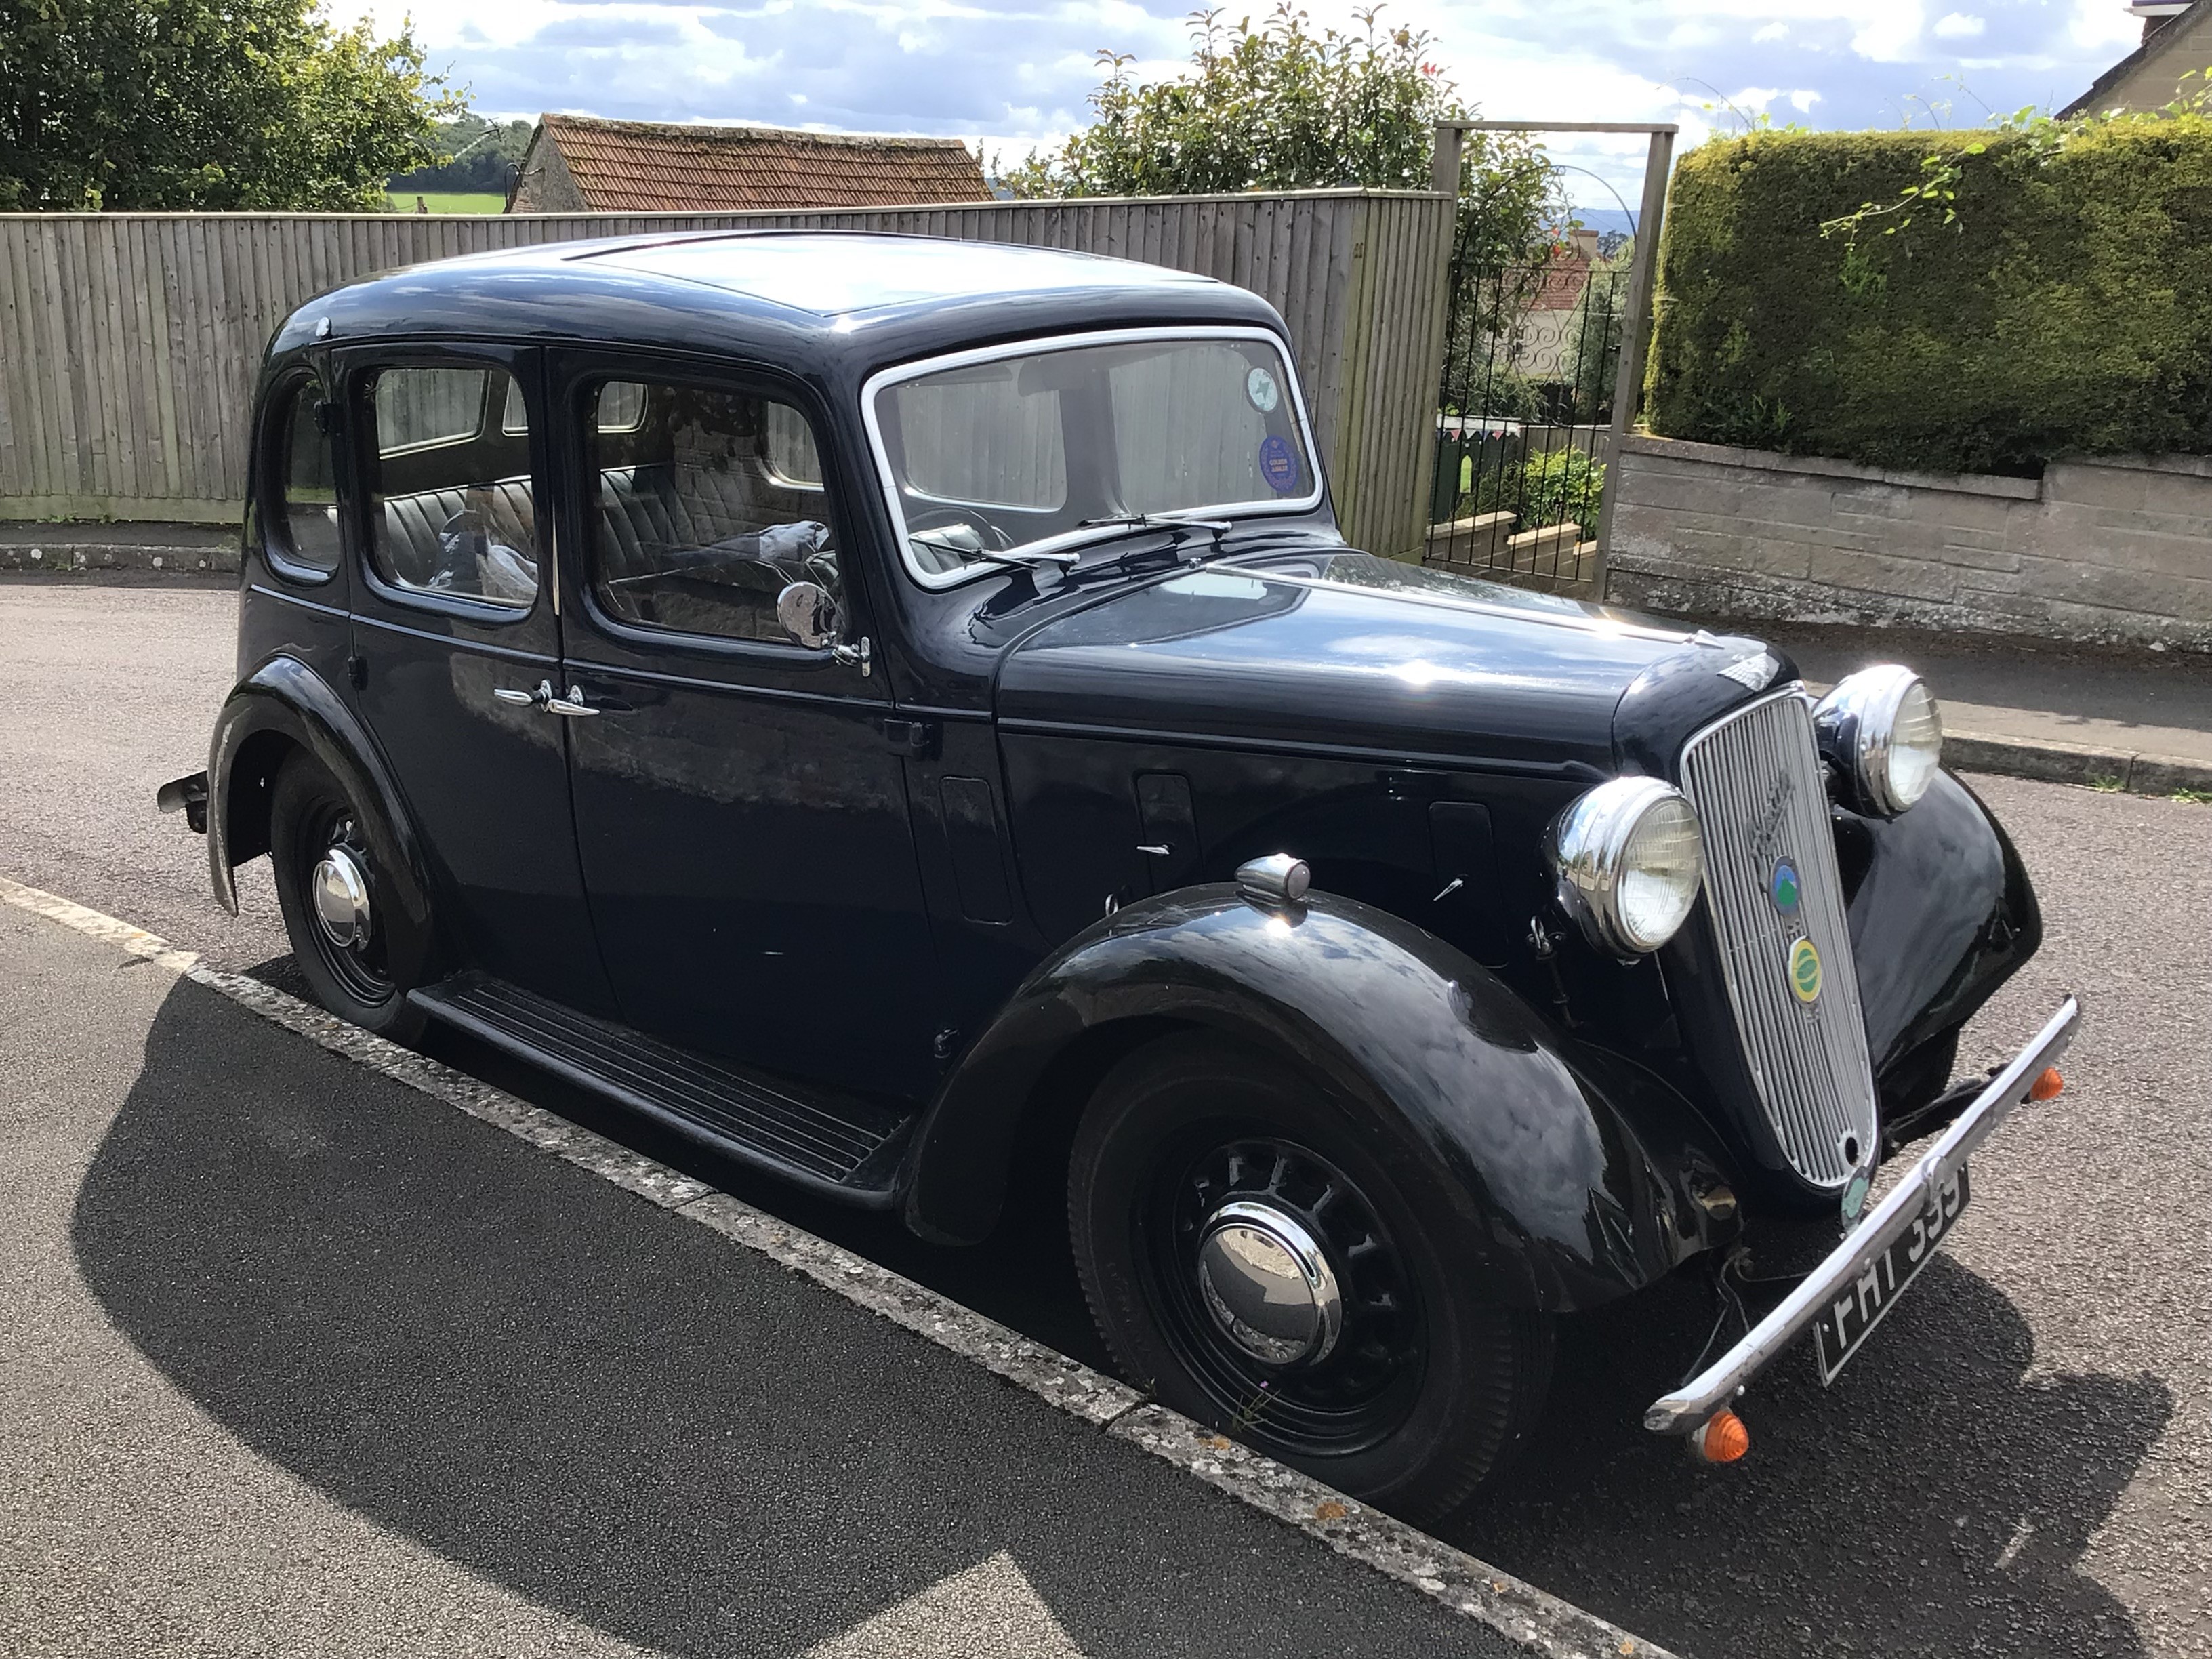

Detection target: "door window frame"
[552, 347, 877, 676]
[337, 341, 554, 630]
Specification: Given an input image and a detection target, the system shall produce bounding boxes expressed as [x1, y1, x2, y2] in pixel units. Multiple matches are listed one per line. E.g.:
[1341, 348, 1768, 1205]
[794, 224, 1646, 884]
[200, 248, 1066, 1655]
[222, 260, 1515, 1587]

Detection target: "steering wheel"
[906, 507, 1017, 554]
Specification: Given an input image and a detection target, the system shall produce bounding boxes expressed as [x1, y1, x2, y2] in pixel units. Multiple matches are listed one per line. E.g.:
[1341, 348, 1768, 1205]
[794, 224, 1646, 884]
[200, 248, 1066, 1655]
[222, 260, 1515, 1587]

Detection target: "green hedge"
[1645, 122, 2212, 475]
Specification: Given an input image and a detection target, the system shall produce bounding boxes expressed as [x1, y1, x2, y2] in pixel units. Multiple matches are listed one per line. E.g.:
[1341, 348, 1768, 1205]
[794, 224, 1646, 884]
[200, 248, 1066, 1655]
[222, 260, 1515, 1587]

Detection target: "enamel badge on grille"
[1788, 937, 1824, 1004]
[1771, 859, 1801, 914]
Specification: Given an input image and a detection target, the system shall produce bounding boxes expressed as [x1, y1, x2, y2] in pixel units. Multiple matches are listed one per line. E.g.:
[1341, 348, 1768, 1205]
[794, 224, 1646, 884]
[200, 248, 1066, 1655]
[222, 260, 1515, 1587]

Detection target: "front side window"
[362, 365, 539, 610]
[272, 381, 340, 573]
[869, 333, 1317, 584]
[588, 378, 839, 644]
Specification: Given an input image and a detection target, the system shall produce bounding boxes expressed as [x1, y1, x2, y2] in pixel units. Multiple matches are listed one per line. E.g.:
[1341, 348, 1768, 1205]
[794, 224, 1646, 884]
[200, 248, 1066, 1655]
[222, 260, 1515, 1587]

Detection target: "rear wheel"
[1067, 1031, 1552, 1525]
[269, 750, 431, 1042]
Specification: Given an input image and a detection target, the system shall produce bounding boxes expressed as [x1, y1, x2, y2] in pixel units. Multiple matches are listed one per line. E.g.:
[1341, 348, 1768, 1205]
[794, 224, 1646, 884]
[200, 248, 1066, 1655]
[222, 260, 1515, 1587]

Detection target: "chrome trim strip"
[859, 325, 1326, 592]
[1644, 995, 2081, 1433]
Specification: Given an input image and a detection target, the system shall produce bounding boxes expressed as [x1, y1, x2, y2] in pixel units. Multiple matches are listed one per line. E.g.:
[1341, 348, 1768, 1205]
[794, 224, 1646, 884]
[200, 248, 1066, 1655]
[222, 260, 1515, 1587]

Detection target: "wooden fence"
[0, 190, 1453, 558]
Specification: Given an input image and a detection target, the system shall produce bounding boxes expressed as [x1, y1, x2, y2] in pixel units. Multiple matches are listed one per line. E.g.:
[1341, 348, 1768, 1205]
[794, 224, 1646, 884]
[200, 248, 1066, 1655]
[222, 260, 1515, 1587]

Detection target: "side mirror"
[777, 581, 842, 649]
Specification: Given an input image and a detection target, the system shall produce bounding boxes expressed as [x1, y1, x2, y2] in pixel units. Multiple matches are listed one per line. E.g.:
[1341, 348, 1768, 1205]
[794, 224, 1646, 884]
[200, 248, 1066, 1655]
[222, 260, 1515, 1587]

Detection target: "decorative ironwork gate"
[1422, 122, 1676, 598]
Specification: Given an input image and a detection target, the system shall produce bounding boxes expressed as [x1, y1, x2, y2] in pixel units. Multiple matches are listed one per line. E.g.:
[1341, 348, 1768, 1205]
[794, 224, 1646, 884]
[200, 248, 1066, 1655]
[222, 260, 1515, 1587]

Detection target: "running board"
[410, 973, 910, 1204]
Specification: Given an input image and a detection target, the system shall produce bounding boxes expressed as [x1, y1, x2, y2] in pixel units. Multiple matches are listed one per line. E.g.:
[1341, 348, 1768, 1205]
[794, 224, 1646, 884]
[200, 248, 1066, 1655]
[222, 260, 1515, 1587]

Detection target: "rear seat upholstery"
[376, 464, 836, 642]
[376, 477, 541, 600]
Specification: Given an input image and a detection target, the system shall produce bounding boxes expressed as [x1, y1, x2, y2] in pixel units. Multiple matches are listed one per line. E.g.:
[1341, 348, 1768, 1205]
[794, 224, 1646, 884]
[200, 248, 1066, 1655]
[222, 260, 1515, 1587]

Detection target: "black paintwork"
[190, 232, 2041, 1311]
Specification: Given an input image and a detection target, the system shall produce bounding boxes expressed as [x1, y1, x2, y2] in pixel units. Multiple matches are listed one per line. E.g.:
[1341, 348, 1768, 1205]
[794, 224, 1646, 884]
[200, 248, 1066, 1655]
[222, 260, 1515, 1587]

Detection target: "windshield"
[869, 333, 1319, 583]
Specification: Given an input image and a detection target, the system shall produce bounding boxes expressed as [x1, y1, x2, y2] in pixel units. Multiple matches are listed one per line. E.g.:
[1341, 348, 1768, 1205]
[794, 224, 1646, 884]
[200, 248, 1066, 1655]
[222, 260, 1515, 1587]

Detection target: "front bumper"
[1644, 995, 2081, 1435]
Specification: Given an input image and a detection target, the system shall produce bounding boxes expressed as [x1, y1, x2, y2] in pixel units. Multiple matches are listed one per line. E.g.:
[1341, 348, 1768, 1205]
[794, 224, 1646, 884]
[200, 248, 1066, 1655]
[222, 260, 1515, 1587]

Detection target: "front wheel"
[1068, 1032, 1553, 1525]
[269, 749, 432, 1043]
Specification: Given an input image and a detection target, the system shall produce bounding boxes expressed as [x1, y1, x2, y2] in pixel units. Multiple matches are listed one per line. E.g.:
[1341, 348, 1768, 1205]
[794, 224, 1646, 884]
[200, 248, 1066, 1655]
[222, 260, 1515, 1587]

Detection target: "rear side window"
[361, 365, 539, 611]
[587, 377, 839, 644]
[272, 383, 341, 573]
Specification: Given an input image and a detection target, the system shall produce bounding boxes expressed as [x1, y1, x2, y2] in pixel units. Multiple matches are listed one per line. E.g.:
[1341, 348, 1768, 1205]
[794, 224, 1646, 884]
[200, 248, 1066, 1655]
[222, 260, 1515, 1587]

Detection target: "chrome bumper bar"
[1645, 995, 2081, 1435]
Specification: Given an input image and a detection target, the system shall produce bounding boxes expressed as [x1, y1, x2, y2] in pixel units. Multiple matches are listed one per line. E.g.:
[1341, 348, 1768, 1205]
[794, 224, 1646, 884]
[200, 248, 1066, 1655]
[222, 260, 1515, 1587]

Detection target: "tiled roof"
[539, 114, 991, 211]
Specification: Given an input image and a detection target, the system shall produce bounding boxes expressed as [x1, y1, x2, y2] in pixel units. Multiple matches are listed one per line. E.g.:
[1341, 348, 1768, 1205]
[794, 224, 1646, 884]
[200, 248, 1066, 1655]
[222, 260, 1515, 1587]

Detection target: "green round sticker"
[1788, 937, 1823, 1004]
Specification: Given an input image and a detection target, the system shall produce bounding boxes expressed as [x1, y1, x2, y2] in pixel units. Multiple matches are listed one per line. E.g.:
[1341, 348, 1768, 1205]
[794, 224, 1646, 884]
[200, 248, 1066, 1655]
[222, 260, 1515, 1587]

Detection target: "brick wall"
[1607, 434, 2212, 651]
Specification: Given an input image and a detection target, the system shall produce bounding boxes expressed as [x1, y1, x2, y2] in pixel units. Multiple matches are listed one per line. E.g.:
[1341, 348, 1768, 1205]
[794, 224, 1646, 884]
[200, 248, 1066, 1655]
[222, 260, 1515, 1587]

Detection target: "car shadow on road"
[1446, 1264, 2170, 1659]
[66, 977, 1496, 1659]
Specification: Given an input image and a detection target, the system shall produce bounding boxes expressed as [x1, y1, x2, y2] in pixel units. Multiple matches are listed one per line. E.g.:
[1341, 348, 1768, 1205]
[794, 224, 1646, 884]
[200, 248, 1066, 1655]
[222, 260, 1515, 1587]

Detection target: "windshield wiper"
[1075, 512, 1233, 540]
[911, 529, 1077, 573]
[1063, 514, 1235, 579]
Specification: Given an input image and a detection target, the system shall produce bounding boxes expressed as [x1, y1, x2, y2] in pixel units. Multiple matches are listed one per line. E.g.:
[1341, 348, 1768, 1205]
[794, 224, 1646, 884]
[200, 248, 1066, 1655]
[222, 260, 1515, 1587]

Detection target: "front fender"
[904, 885, 1731, 1309]
[205, 655, 430, 941]
[1841, 769, 2042, 1073]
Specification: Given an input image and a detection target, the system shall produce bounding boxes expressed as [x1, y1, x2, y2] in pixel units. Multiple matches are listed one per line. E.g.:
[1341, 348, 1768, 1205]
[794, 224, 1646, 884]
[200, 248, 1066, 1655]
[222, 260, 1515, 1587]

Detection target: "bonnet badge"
[1718, 651, 1780, 691]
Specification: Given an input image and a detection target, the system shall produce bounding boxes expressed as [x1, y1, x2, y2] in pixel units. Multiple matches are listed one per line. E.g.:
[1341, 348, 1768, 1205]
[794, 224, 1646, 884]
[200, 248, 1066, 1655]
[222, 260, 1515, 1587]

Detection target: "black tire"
[268, 748, 432, 1043]
[1068, 1031, 1553, 1525]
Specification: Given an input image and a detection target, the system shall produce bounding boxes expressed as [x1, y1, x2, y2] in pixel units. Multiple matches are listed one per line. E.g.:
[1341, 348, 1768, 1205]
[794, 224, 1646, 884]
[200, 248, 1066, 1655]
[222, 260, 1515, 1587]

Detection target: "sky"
[337, 0, 2154, 197]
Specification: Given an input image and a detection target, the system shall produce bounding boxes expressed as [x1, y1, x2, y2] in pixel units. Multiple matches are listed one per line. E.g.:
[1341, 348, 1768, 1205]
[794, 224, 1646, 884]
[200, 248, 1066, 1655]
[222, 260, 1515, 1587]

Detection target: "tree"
[0, 0, 460, 211]
[390, 115, 534, 196]
[1003, 3, 1559, 270]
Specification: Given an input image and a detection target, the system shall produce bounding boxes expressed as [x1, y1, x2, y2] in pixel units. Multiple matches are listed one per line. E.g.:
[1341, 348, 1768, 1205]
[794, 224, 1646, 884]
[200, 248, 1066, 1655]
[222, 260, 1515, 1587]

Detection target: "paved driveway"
[5, 575, 2209, 1657]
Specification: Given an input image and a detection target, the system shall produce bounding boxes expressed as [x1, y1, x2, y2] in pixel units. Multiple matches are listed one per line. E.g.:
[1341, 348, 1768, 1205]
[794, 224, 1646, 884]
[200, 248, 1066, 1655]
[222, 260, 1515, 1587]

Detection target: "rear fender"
[903, 884, 1732, 1309]
[205, 655, 430, 940]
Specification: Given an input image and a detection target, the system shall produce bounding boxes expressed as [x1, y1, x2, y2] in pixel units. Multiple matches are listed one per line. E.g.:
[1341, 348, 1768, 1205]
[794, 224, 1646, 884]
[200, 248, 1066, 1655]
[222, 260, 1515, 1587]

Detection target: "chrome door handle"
[493, 684, 542, 706]
[545, 684, 600, 718]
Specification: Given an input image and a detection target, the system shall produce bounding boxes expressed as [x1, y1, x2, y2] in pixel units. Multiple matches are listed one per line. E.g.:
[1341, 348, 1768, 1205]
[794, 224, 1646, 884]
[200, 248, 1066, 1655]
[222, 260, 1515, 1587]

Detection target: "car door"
[550, 352, 942, 1100]
[337, 343, 615, 1012]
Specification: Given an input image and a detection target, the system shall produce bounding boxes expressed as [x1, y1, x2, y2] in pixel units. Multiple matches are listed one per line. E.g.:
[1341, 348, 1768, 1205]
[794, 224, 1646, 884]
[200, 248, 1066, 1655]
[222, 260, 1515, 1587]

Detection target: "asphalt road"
[6, 574, 2210, 1658]
[0, 902, 1519, 1659]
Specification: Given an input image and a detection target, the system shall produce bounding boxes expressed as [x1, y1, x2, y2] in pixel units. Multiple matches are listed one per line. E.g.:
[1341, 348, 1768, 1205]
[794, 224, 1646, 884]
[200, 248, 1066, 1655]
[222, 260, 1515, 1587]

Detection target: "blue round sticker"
[1258, 434, 1300, 495]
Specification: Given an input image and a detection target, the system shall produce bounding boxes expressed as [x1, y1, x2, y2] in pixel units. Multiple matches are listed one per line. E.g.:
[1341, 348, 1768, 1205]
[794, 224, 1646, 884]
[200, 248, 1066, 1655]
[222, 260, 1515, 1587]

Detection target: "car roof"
[285, 230, 1286, 380]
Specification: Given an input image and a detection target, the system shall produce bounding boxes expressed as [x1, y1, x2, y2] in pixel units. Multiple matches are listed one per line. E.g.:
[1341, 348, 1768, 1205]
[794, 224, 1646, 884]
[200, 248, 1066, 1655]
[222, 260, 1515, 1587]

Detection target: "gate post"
[1424, 121, 1678, 595]
[1591, 127, 1676, 601]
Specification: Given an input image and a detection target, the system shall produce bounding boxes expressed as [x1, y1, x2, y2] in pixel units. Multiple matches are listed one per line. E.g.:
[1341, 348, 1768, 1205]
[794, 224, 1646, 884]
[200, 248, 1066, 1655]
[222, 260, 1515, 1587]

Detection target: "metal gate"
[1422, 122, 1675, 598]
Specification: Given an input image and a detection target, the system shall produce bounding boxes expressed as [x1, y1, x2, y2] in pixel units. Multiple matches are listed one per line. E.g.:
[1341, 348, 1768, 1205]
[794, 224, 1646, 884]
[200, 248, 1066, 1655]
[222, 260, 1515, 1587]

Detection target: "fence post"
[1591, 127, 1675, 599]
[1430, 123, 1464, 199]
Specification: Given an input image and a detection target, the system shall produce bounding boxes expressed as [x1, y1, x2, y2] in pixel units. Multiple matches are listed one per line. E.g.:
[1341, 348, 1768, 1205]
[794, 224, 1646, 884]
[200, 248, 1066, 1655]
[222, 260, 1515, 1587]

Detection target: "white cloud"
[2068, 0, 2143, 50]
[317, 0, 2146, 192]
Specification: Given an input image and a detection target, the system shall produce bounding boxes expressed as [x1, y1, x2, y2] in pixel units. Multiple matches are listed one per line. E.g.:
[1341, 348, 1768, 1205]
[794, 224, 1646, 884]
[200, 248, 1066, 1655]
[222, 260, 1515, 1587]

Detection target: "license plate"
[1811, 1165, 1971, 1385]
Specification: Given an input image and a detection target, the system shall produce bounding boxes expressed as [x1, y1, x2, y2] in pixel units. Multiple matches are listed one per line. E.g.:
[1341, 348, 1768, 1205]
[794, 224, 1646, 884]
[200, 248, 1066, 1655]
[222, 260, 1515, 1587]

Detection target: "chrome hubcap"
[310, 844, 373, 949]
[1195, 1200, 1343, 1366]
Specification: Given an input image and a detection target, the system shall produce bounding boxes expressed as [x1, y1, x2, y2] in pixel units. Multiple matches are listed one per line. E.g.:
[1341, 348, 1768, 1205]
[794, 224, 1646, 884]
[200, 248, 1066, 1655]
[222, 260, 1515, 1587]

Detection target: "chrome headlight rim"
[1814, 665, 1944, 816]
[1549, 776, 1707, 957]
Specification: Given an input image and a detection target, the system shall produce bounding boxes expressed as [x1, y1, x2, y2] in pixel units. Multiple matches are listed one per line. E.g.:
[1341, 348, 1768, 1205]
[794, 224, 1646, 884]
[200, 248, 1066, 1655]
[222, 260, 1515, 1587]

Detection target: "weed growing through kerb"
[2088, 776, 2127, 793]
[2171, 788, 2212, 806]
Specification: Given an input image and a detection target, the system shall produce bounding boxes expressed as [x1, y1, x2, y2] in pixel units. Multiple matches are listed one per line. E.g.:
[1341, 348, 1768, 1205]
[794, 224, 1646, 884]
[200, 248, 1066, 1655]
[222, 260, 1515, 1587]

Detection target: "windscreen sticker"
[1258, 434, 1300, 495]
[1246, 366, 1281, 413]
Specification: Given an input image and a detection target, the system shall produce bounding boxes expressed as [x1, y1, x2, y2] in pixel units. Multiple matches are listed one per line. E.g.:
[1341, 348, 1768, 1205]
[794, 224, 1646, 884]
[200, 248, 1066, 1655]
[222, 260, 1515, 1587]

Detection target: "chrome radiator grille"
[1678, 691, 1879, 1189]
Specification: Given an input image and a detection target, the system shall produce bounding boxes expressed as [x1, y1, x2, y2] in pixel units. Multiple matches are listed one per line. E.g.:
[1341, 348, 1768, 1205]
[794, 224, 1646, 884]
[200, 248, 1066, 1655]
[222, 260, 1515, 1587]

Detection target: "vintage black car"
[163, 232, 2077, 1523]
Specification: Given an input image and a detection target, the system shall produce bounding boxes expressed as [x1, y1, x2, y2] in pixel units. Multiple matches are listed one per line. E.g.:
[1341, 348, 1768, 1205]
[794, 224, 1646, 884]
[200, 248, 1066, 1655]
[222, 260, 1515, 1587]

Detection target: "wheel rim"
[1140, 1133, 1426, 1457]
[295, 801, 397, 1008]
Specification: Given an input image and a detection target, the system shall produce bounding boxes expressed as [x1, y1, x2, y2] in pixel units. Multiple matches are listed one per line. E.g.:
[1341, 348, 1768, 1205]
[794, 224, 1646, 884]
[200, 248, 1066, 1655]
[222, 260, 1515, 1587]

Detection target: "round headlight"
[1814, 665, 1944, 815]
[1550, 777, 1706, 956]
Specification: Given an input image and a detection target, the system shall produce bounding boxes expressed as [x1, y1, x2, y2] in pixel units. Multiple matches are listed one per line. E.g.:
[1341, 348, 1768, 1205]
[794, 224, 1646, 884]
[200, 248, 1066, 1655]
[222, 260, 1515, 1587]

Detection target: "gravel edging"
[0, 872, 1679, 1659]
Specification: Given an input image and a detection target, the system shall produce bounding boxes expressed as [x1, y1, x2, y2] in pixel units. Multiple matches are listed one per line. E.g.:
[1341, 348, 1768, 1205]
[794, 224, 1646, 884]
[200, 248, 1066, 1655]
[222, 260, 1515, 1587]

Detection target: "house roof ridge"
[2060, 0, 2212, 116]
[539, 112, 973, 151]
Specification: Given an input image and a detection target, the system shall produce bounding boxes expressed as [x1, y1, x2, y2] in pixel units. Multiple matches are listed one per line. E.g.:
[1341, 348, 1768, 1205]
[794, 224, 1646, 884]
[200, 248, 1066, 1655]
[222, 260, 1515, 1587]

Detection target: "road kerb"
[1949, 728, 2212, 798]
[0, 872, 1679, 1659]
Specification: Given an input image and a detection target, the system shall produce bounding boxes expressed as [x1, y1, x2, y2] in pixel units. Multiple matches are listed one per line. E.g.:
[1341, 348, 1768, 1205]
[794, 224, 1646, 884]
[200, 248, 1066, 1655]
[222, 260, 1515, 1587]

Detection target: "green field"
[384, 191, 505, 214]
